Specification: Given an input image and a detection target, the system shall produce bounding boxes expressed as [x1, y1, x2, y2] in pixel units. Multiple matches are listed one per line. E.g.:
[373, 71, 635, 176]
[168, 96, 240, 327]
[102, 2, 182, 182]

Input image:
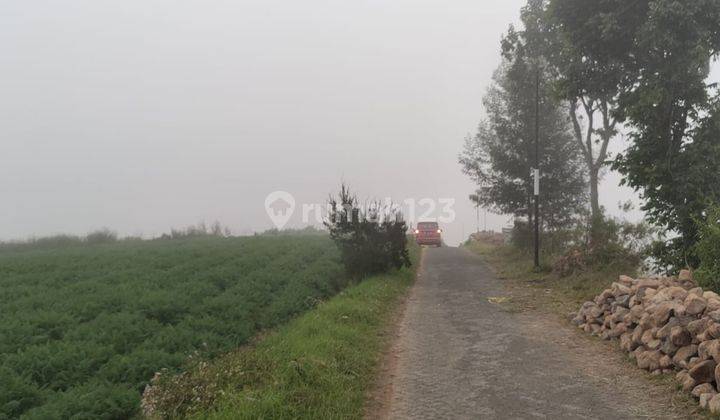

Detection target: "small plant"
[695, 205, 720, 292]
[325, 184, 411, 278]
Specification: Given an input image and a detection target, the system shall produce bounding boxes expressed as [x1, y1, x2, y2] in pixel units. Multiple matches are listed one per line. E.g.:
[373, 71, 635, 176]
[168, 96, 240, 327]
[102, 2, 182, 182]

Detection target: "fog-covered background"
[2, 1, 719, 245]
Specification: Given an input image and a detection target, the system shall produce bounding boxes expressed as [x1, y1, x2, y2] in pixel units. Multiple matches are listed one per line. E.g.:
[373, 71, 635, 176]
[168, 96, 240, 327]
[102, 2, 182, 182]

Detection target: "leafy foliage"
[0, 235, 345, 418]
[695, 206, 720, 292]
[324, 184, 411, 277]
[549, 0, 720, 269]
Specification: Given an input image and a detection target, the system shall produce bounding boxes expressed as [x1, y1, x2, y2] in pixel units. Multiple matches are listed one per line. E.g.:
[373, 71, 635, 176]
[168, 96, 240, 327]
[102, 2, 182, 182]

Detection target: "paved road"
[383, 246, 677, 419]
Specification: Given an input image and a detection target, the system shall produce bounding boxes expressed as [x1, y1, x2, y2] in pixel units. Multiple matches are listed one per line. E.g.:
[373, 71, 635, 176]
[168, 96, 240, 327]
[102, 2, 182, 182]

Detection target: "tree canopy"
[549, 0, 720, 268]
[460, 1, 587, 234]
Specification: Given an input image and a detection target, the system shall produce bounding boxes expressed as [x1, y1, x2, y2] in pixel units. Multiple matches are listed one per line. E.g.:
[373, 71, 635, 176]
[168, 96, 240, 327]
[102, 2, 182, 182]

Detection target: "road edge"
[363, 247, 426, 419]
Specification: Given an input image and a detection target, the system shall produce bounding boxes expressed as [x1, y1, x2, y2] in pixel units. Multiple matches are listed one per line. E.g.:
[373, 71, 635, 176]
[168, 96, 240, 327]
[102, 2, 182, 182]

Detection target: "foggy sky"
[2, 1, 719, 245]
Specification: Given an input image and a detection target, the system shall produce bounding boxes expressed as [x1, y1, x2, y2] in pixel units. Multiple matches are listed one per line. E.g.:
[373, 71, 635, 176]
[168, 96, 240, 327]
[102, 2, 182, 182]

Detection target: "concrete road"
[382, 246, 687, 419]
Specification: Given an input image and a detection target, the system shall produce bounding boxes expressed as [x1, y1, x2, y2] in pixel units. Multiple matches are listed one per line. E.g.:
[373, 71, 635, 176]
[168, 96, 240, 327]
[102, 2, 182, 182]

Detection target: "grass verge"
[464, 240, 637, 315]
[144, 244, 420, 419]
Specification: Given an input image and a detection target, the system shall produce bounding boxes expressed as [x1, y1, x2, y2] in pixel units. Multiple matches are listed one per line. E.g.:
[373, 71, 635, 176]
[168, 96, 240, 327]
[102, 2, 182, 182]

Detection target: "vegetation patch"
[464, 240, 637, 315]
[0, 235, 346, 419]
[142, 244, 419, 419]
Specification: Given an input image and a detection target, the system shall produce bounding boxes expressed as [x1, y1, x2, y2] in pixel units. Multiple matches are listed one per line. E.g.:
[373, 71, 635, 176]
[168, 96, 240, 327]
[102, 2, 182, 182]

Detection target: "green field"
[0, 235, 346, 419]
[144, 243, 419, 419]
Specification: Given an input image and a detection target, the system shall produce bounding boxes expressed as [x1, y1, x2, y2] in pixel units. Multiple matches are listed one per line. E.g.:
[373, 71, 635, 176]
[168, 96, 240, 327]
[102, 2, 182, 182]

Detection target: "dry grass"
[465, 240, 636, 316]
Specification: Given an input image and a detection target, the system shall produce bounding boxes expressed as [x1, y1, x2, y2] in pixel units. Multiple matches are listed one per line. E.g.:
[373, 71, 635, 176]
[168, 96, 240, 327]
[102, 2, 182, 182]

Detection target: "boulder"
[665, 286, 689, 302]
[620, 333, 638, 352]
[596, 289, 614, 304]
[588, 305, 604, 319]
[637, 350, 662, 371]
[679, 269, 693, 282]
[660, 339, 678, 357]
[639, 313, 654, 330]
[689, 360, 717, 383]
[643, 288, 658, 301]
[647, 339, 662, 351]
[608, 322, 627, 338]
[700, 339, 720, 362]
[637, 278, 662, 290]
[673, 344, 698, 368]
[641, 329, 656, 346]
[670, 326, 693, 347]
[705, 323, 720, 340]
[692, 383, 716, 398]
[659, 354, 673, 369]
[707, 299, 720, 313]
[715, 363, 720, 387]
[619, 275, 635, 286]
[688, 287, 704, 297]
[709, 393, 720, 414]
[704, 291, 720, 301]
[700, 392, 717, 409]
[656, 317, 679, 339]
[707, 310, 720, 323]
[651, 301, 685, 326]
[611, 306, 630, 319]
[688, 318, 711, 337]
[613, 295, 631, 309]
[612, 282, 632, 297]
[679, 370, 699, 392]
[684, 295, 707, 316]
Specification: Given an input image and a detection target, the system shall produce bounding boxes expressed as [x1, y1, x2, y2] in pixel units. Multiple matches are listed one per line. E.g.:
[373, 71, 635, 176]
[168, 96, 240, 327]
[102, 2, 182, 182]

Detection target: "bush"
[553, 217, 654, 277]
[324, 184, 411, 278]
[695, 206, 720, 291]
[85, 228, 118, 244]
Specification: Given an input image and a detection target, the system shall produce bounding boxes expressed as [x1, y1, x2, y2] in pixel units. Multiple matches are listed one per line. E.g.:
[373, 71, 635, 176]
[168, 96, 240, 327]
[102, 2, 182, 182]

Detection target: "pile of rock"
[573, 270, 720, 413]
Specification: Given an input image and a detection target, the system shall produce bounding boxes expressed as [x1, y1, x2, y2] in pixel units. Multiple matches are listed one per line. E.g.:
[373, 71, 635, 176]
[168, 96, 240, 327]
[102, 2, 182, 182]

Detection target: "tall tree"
[541, 1, 621, 228]
[460, 2, 587, 236]
[549, 0, 720, 269]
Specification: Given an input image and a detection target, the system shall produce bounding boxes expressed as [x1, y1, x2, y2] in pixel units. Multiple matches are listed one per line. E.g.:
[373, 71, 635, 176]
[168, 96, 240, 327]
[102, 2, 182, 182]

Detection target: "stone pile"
[573, 270, 720, 413]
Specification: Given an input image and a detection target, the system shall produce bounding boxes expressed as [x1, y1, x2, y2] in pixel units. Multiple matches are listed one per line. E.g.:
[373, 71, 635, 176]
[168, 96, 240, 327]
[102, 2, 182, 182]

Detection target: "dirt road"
[377, 246, 693, 419]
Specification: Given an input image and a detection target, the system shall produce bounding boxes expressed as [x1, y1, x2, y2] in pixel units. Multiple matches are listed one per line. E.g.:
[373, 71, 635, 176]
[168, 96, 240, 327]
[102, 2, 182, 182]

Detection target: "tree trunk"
[589, 167, 600, 221]
[589, 166, 602, 245]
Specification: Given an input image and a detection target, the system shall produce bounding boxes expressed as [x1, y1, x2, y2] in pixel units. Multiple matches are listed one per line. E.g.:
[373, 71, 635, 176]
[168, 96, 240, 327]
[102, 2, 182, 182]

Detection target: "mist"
[2, 1, 719, 245]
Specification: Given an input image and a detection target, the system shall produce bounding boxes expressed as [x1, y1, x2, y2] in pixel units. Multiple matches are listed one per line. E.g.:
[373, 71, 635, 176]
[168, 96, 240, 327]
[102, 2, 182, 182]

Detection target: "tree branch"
[569, 100, 593, 168]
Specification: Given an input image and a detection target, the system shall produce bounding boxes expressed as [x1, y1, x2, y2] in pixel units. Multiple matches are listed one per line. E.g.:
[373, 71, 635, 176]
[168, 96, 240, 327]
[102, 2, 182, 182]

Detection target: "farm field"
[0, 235, 345, 419]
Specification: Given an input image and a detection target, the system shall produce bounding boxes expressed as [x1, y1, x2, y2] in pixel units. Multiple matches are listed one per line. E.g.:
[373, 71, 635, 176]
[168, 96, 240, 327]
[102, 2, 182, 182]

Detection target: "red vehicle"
[414, 222, 442, 247]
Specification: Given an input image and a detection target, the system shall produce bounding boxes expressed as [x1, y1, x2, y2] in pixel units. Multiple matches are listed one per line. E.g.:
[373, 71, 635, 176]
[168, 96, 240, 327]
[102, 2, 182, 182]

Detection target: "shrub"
[695, 206, 720, 291]
[85, 228, 118, 244]
[324, 184, 411, 278]
[553, 217, 654, 277]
